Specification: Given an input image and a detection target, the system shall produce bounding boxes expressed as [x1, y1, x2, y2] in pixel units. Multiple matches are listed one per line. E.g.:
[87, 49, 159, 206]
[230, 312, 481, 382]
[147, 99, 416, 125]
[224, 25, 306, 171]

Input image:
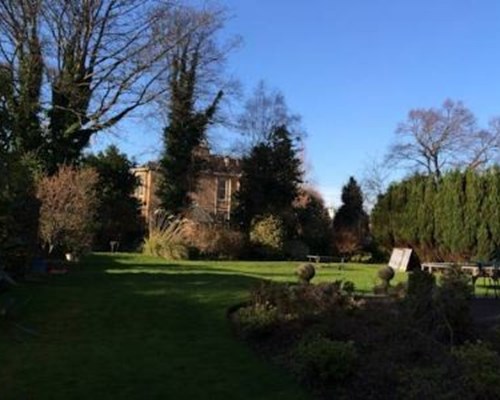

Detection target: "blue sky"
[91, 0, 500, 208]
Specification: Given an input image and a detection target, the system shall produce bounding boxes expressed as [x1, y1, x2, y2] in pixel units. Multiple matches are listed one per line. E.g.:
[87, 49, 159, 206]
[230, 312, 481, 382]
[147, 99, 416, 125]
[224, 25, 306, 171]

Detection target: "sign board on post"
[388, 248, 420, 272]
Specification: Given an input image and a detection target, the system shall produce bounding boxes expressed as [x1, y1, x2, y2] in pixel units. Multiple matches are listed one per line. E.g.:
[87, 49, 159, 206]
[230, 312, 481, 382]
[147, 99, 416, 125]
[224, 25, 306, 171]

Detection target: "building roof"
[134, 153, 241, 176]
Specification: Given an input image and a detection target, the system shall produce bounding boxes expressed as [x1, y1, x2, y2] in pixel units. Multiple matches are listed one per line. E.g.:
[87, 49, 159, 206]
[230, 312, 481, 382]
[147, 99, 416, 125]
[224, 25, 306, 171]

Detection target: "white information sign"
[388, 248, 414, 272]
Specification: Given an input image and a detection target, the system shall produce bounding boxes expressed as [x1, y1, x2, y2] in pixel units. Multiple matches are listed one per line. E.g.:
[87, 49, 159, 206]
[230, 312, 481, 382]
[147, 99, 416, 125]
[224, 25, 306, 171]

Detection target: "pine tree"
[83, 146, 143, 250]
[234, 125, 302, 230]
[295, 189, 333, 254]
[332, 177, 369, 255]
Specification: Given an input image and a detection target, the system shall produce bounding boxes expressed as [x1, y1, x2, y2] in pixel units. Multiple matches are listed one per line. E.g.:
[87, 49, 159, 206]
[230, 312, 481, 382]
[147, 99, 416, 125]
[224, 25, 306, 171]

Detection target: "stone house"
[131, 149, 241, 226]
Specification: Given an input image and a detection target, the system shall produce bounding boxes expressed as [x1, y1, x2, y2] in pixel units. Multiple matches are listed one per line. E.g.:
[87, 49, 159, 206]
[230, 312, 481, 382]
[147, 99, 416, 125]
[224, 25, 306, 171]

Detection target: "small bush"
[296, 263, 315, 284]
[435, 266, 474, 344]
[292, 336, 358, 385]
[184, 223, 245, 259]
[378, 265, 395, 283]
[248, 281, 357, 321]
[404, 267, 473, 345]
[284, 240, 310, 260]
[350, 252, 373, 263]
[249, 282, 295, 316]
[37, 165, 99, 256]
[375, 266, 395, 294]
[453, 341, 500, 399]
[0, 154, 41, 276]
[235, 303, 281, 339]
[342, 280, 356, 295]
[396, 365, 463, 400]
[297, 282, 358, 314]
[250, 215, 285, 259]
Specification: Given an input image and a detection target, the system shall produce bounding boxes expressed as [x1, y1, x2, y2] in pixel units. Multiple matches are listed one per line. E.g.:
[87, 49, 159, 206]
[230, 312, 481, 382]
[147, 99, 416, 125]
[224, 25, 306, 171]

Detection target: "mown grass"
[0, 254, 391, 399]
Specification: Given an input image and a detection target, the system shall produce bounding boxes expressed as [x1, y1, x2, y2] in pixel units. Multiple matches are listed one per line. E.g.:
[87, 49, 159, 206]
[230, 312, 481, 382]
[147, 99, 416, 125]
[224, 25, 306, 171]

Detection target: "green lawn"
[0, 254, 390, 400]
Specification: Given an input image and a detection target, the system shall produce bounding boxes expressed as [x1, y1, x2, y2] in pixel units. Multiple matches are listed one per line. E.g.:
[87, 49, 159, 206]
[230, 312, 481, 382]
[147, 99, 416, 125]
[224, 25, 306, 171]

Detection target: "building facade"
[131, 152, 241, 226]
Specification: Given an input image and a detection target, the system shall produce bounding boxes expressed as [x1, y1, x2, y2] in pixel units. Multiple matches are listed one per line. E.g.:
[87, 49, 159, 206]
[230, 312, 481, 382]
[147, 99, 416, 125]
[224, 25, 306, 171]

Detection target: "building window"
[217, 177, 229, 201]
[135, 174, 146, 200]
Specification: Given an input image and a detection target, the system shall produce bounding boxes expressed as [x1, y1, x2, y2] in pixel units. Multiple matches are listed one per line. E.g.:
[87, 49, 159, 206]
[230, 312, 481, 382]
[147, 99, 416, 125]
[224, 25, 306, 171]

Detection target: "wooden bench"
[306, 255, 345, 269]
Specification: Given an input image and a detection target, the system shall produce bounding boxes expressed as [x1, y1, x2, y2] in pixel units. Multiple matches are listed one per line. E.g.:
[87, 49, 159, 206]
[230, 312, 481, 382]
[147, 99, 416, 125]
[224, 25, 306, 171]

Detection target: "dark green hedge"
[371, 168, 500, 261]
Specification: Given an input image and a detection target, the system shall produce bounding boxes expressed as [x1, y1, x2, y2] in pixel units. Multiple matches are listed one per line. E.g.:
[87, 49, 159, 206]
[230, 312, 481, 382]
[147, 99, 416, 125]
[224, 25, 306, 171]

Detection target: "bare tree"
[37, 165, 99, 255]
[0, 0, 178, 170]
[151, 3, 240, 119]
[0, 0, 44, 152]
[235, 80, 304, 152]
[361, 156, 392, 210]
[388, 99, 500, 179]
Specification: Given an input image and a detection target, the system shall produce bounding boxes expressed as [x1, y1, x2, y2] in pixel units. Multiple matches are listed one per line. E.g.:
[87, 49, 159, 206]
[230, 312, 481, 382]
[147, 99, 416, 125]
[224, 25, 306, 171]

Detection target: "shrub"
[342, 280, 356, 295]
[375, 266, 395, 294]
[396, 365, 463, 400]
[0, 154, 40, 276]
[37, 165, 99, 256]
[292, 336, 358, 386]
[405, 267, 473, 345]
[350, 252, 373, 263]
[294, 282, 359, 315]
[184, 222, 245, 259]
[453, 341, 500, 399]
[250, 215, 285, 259]
[284, 240, 309, 260]
[235, 303, 281, 340]
[296, 263, 315, 284]
[378, 265, 395, 283]
[249, 282, 295, 315]
[143, 213, 188, 260]
[435, 266, 473, 344]
[248, 281, 357, 321]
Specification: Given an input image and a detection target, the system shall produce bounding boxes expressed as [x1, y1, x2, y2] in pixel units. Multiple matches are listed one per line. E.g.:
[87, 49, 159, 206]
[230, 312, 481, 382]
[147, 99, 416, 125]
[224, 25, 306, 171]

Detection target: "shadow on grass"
[0, 253, 309, 400]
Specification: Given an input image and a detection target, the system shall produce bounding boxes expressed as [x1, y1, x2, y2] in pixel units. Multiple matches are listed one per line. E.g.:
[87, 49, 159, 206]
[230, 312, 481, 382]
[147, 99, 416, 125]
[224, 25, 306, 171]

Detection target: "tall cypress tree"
[485, 167, 500, 255]
[419, 177, 436, 257]
[372, 168, 500, 261]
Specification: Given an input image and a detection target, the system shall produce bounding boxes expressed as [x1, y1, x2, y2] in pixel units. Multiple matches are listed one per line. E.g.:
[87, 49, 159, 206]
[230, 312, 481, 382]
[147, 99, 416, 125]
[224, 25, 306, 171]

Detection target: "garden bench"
[422, 261, 499, 298]
[306, 255, 345, 269]
[307, 255, 344, 263]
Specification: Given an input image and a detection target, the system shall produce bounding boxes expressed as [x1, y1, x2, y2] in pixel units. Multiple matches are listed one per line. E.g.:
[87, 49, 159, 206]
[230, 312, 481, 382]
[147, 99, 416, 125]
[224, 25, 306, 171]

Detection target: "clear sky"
[91, 0, 500, 208]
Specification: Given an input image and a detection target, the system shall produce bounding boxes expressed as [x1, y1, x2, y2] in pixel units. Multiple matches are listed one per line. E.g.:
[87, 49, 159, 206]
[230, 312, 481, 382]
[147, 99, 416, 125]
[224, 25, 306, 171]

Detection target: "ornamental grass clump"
[143, 212, 188, 260]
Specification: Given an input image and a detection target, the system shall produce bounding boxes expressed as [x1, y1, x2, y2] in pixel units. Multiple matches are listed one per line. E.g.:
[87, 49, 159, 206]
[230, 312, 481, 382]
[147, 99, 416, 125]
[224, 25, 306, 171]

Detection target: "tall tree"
[294, 188, 333, 255]
[37, 165, 99, 255]
[155, 4, 237, 214]
[0, 0, 43, 156]
[332, 177, 369, 255]
[83, 145, 142, 251]
[235, 80, 304, 152]
[234, 125, 302, 230]
[388, 99, 500, 179]
[0, 0, 172, 171]
[372, 168, 500, 261]
[361, 155, 392, 210]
